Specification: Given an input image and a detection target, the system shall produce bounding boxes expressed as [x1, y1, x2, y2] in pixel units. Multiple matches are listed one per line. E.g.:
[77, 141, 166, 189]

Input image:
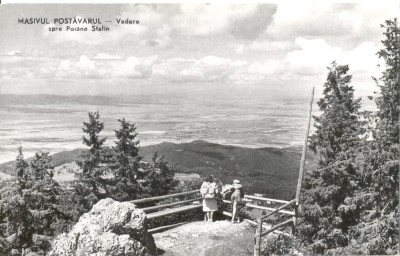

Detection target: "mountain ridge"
[0, 140, 315, 199]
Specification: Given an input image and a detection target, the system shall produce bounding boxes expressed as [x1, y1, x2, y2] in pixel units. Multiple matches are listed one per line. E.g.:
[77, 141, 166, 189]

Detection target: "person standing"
[200, 175, 219, 222]
[231, 179, 244, 223]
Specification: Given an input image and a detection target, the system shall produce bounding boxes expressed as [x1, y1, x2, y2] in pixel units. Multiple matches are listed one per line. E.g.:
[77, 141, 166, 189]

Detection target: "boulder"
[49, 198, 156, 256]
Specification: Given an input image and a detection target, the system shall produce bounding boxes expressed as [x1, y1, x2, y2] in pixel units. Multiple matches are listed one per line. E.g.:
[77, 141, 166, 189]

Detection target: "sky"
[0, 1, 399, 98]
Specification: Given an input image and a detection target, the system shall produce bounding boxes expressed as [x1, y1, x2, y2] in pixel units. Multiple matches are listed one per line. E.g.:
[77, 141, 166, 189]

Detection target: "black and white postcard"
[0, 1, 398, 255]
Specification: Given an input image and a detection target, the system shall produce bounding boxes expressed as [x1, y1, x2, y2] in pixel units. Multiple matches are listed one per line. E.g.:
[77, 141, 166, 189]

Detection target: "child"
[231, 179, 244, 223]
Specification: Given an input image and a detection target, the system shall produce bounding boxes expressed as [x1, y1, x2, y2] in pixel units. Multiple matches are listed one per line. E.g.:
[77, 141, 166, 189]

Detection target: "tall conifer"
[301, 62, 364, 253]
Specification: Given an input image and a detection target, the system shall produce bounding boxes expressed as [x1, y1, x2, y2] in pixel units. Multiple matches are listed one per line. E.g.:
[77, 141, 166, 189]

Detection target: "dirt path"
[153, 220, 256, 256]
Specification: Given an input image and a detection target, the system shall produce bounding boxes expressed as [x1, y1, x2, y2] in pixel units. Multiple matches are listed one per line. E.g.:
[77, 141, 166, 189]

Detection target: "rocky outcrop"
[49, 198, 156, 256]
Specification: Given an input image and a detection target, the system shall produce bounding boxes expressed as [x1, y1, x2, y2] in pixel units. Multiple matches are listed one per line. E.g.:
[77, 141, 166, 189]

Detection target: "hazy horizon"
[0, 89, 379, 164]
[0, 2, 393, 163]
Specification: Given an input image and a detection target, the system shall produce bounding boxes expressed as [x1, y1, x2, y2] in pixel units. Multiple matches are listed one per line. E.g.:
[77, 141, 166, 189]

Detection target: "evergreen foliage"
[343, 18, 399, 255]
[136, 153, 177, 198]
[78, 111, 107, 180]
[299, 19, 399, 255]
[15, 146, 28, 189]
[0, 150, 77, 255]
[107, 118, 177, 201]
[75, 111, 107, 210]
[106, 118, 141, 201]
[0, 114, 179, 254]
[300, 62, 364, 253]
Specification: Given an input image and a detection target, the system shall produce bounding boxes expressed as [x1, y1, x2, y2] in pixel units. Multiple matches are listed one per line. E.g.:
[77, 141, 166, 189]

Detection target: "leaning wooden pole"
[295, 86, 315, 204]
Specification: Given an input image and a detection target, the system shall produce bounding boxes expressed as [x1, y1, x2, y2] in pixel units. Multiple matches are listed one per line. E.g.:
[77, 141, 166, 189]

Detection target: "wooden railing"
[130, 190, 202, 233]
[132, 189, 297, 235]
[244, 195, 296, 216]
[130, 190, 200, 204]
[132, 189, 296, 255]
[217, 195, 298, 256]
[253, 199, 297, 256]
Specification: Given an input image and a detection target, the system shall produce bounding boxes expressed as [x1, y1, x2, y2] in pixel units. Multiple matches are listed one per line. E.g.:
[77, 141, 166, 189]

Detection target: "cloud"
[342, 42, 381, 74]
[234, 40, 293, 53]
[54, 55, 158, 79]
[1, 54, 252, 83]
[171, 5, 254, 36]
[153, 56, 247, 82]
[75, 55, 96, 73]
[115, 56, 158, 79]
[0, 68, 35, 80]
[139, 24, 172, 49]
[41, 4, 277, 47]
[0, 54, 158, 80]
[284, 37, 382, 77]
[93, 53, 123, 60]
[228, 5, 276, 40]
[266, 1, 345, 39]
[56, 56, 96, 78]
[4, 50, 23, 56]
[266, 0, 399, 41]
[345, 1, 400, 39]
[285, 37, 342, 75]
[248, 59, 285, 76]
[172, 4, 275, 39]
[0, 35, 384, 86]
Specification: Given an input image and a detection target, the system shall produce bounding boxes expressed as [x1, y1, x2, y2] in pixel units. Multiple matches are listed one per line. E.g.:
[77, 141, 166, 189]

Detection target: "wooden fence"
[130, 190, 202, 233]
[131, 190, 296, 236]
[131, 190, 299, 256]
[252, 199, 297, 256]
[131, 190, 298, 254]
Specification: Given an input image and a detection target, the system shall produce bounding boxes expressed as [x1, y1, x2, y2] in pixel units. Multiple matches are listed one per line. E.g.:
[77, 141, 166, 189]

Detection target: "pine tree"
[15, 146, 28, 189]
[369, 18, 399, 210]
[107, 118, 142, 201]
[300, 19, 399, 255]
[78, 111, 107, 178]
[142, 153, 177, 197]
[76, 111, 107, 200]
[309, 62, 363, 164]
[114, 118, 139, 157]
[30, 152, 54, 183]
[108, 118, 177, 201]
[342, 18, 399, 255]
[300, 62, 364, 253]
[0, 150, 61, 254]
[113, 118, 141, 178]
[365, 18, 399, 213]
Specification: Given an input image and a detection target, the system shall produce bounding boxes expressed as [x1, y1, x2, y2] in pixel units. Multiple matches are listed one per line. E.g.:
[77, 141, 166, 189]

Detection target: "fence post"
[254, 218, 262, 256]
[291, 204, 298, 235]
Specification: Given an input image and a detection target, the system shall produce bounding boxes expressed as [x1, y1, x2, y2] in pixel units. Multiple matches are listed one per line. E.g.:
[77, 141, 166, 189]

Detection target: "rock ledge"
[49, 198, 156, 256]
